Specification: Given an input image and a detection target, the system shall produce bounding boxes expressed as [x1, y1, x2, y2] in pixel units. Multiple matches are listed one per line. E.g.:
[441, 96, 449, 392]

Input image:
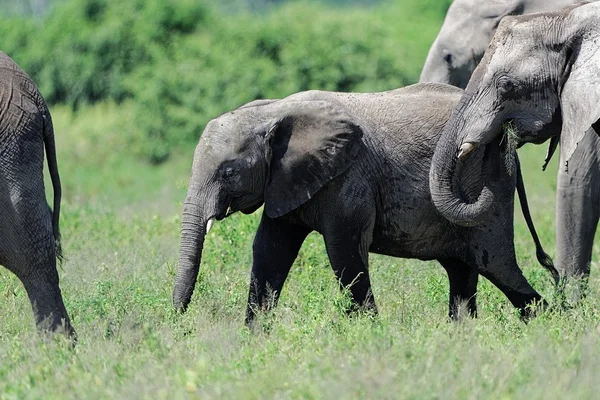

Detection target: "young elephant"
[174, 83, 556, 323]
[0, 51, 75, 338]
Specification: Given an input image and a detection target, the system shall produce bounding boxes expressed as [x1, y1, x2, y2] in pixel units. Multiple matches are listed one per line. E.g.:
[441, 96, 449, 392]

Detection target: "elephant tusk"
[206, 218, 215, 234]
[458, 142, 476, 160]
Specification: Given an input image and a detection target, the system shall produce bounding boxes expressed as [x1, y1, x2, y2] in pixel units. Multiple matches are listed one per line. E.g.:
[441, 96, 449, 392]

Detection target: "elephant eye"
[221, 166, 235, 181]
[497, 76, 516, 95]
[442, 50, 453, 67]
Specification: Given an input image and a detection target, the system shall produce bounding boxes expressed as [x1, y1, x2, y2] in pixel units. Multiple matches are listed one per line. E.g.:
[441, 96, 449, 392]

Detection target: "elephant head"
[419, 0, 527, 88]
[429, 1, 600, 226]
[173, 98, 363, 312]
[419, 0, 579, 89]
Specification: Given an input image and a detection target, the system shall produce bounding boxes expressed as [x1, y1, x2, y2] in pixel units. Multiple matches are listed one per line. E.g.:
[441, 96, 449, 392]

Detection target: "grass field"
[1, 97, 600, 399]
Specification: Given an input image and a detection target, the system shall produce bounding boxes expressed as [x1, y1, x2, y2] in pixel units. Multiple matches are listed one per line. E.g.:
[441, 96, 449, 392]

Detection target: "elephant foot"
[344, 294, 378, 318]
[36, 316, 77, 347]
[519, 298, 548, 322]
[556, 275, 589, 308]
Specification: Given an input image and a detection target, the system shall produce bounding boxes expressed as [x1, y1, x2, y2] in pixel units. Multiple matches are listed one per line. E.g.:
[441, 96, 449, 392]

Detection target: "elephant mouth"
[460, 121, 518, 162]
[241, 201, 262, 215]
[214, 195, 264, 220]
[214, 198, 234, 221]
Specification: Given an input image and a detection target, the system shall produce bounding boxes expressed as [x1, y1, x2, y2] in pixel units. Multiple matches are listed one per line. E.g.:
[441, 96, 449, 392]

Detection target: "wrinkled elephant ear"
[264, 100, 364, 218]
[559, 29, 600, 170]
[485, 0, 524, 22]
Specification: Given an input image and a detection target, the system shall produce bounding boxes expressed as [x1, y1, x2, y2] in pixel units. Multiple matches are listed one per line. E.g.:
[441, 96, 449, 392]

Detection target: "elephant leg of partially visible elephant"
[439, 259, 478, 319]
[555, 128, 600, 302]
[245, 213, 311, 324]
[0, 129, 75, 338]
[19, 262, 73, 335]
[0, 183, 74, 337]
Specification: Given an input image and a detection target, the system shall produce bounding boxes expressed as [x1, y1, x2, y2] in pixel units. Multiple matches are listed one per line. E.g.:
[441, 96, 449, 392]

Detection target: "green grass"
[2, 100, 600, 398]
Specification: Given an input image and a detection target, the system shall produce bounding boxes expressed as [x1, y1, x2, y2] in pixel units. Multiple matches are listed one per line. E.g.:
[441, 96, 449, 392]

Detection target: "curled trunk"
[429, 97, 495, 226]
[173, 196, 208, 312]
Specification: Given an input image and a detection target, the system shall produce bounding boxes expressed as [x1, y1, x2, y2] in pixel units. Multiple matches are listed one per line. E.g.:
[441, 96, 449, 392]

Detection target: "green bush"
[0, 0, 449, 163]
[0, 0, 211, 106]
[126, 2, 448, 163]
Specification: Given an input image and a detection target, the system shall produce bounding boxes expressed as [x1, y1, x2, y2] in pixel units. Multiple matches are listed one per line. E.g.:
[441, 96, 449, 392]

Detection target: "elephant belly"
[369, 210, 461, 261]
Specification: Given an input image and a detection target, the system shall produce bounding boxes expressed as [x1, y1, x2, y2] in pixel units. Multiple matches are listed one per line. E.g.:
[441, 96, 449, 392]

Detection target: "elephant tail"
[516, 155, 559, 286]
[42, 110, 63, 262]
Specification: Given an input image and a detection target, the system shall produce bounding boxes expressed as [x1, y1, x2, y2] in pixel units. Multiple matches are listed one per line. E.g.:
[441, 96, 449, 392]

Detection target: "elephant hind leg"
[322, 210, 377, 315]
[439, 259, 478, 319]
[0, 181, 75, 339]
[6, 224, 75, 338]
[20, 269, 75, 337]
[477, 255, 544, 319]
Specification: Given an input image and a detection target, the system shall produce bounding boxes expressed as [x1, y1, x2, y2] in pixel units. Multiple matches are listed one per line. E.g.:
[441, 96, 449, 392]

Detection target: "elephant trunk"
[429, 95, 495, 226]
[173, 192, 215, 312]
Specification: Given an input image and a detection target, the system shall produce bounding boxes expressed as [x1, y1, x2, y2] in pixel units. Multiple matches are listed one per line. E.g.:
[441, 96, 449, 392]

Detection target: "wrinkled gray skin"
[0, 51, 75, 338]
[420, 0, 595, 292]
[174, 83, 556, 323]
[429, 2, 600, 292]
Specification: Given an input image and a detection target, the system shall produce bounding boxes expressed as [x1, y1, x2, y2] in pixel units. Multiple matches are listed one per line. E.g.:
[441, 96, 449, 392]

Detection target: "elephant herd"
[1, 0, 599, 341]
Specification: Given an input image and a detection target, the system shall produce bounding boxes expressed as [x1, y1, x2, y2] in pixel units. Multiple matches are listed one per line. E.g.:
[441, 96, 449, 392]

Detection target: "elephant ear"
[559, 24, 600, 169]
[482, 0, 524, 21]
[264, 100, 364, 218]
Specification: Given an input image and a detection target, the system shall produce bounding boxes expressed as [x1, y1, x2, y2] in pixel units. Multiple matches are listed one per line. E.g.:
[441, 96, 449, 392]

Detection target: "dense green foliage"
[0, 0, 449, 162]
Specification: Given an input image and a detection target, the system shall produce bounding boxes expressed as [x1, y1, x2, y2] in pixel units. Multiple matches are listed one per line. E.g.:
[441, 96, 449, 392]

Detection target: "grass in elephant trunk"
[501, 120, 520, 176]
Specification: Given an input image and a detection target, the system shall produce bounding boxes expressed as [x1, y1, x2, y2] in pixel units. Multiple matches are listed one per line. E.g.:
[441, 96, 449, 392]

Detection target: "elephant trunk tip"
[173, 293, 191, 314]
[172, 274, 197, 314]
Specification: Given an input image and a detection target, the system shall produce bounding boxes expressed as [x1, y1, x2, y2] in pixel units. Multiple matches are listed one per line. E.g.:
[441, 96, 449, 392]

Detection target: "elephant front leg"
[439, 259, 478, 319]
[323, 226, 377, 315]
[555, 140, 600, 302]
[245, 213, 311, 324]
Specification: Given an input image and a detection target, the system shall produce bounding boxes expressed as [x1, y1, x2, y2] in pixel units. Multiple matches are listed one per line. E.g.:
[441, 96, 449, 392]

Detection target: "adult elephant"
[0, 51, 75, 338]
[419, 0, 577, 87]
[420, 0, 595, 289]
[429, 2, 600, 277]
[173, 83, 557, 323]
